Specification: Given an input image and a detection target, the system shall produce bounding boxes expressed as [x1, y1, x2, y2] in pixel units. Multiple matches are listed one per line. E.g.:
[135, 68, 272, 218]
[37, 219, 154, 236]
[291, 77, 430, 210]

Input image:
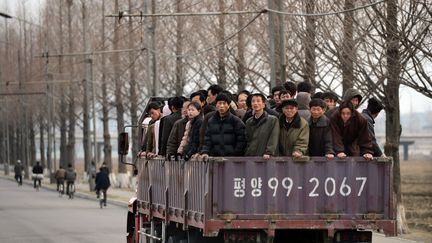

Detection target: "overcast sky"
[1, 0, 431, 115]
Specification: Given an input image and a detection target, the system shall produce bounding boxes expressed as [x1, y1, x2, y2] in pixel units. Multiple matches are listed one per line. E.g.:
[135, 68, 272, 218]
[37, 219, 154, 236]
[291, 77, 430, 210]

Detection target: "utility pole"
[267, 0, 286, 91]
[82, 1, 92, 174]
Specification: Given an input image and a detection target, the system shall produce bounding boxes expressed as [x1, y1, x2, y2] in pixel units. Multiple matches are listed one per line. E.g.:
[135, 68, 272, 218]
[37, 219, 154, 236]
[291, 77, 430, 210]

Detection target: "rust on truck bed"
[136, 156, 397, 237]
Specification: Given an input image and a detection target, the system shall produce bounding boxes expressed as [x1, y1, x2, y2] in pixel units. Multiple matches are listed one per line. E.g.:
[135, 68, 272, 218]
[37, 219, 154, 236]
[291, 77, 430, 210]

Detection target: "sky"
[1, 0, 431, 115]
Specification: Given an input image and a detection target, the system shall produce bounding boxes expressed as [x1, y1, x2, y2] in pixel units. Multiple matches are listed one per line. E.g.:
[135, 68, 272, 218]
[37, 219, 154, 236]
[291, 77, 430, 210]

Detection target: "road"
[0, 178, 126, 243]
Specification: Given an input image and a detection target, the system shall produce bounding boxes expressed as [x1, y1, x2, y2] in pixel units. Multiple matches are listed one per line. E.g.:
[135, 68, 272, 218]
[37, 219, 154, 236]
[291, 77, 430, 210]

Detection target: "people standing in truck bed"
[166, 100, 190, 159]
[308, 98, 334, 159]
[200, 93, 246, 159]
[361, 97, 385, 157]
[184, 102, 204, 160]
[158, 96, 184, 156]
[278, 99, 309, 158]
[330, 101, 373, 160]
[245, 93, 279, 159]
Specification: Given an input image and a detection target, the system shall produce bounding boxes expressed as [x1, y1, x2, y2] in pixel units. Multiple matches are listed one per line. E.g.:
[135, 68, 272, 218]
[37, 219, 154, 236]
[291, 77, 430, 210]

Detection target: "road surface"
[0, 178, 126, 243]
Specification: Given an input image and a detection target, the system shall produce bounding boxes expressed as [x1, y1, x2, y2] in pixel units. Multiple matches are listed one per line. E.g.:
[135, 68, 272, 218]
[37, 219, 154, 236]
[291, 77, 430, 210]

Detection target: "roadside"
[0, 170, 134, 208]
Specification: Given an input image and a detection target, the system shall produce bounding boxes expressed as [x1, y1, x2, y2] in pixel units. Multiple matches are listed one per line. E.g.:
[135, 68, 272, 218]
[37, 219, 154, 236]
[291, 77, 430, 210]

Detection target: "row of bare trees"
[0, 0, 431, 232]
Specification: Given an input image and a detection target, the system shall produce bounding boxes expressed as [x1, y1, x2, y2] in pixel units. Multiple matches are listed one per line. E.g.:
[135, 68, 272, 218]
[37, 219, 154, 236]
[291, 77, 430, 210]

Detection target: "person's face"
[182, 101, 190, 118]
[273, 91, 281, 104]
[207, 90, 216, 104]
[251, 96, 265, 113]
[280, 93, 291, 101]
[340, 108, 352, 123]
[282, 105, 298, 119]
[351, 97, 360, 108]
[324, 98, 336, 109]
[216, 100, 230, 116]
[187, 105, 200, 119]
[237, 94, 248, 110]
[310, 106, 324, 120]
[149, 108, 161, 121]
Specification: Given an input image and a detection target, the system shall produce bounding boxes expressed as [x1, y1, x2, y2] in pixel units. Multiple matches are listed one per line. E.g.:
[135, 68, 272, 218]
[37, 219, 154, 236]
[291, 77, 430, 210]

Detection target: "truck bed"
[136, 157, 397, 238]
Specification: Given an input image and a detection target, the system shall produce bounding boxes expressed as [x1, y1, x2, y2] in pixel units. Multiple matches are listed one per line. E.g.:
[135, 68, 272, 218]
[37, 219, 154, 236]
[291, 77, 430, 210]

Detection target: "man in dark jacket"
[32, 161, 43, 188]
[95, 167, 111, 207]
[245, 94, 279, 159]
[158, 96, 184, 156]
[203, 84, 223, 114]
[14, 160, 24, 186]
[200, 93, 246, 159]
[330, 101, 373, 160]
[65, 163, 77, 198]
[362, 98, 385, 157]
[308, 99, 334, 158]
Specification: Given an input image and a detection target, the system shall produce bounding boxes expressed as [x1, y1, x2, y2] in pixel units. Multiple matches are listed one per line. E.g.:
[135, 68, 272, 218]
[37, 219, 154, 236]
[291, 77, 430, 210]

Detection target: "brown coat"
[330, 109, 372, 156]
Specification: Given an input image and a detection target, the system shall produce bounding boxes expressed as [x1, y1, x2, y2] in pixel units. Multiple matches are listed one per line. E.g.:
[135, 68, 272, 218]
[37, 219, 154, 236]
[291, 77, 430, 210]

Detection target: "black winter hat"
[367, 97, 384, 114]
[280, 99, 298, 108]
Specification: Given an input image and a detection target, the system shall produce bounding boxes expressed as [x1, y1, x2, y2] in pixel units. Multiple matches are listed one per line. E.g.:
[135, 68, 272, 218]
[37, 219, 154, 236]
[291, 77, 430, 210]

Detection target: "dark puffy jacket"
[185, 115, 203, 158]
[14, 164, 24, 176]
[158, 111, 182, 156]
[362, 109, 383, 156]
[330, 108, 372, 156]
[166, 118, 188, 156]
[308, 115, 334, 156]
[201, 112, 246, 156]
[32, 164, 43, 174]
[95, 170, 110, 190]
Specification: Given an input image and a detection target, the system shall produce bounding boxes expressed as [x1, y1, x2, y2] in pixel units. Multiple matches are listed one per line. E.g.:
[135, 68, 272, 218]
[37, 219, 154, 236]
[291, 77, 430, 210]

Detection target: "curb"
[0, 175, 128, 208]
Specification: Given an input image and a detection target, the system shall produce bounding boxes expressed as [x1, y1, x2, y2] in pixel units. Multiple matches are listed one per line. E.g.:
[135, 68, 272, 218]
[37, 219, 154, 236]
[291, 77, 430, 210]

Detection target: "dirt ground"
[399, 160, 432, 242]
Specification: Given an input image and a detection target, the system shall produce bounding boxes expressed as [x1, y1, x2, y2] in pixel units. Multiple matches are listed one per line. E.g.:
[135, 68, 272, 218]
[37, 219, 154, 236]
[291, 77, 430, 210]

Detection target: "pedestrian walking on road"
[14, 160, 24, 186]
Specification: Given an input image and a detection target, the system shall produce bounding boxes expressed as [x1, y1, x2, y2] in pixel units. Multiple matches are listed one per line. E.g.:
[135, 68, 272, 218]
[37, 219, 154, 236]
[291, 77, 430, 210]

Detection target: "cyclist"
[32, 161, 43, 189]
[64, 163, 77, 199]
[95, 166, 110, 207]
[14, 160, 24, 186]
[55, 165, 66, 194]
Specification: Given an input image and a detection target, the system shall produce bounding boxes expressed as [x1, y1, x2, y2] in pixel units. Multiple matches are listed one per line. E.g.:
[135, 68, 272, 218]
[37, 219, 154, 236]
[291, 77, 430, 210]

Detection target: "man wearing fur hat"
[362, 98, 385, 157]
[278, 99, 309, 158]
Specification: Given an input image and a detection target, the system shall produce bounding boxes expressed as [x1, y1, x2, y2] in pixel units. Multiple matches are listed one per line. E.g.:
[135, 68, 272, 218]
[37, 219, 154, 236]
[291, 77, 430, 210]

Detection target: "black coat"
[32, 164, 43, 174]
[166, 118, 188, 156]
[308, 115, 334, 156]
[95, 171, 110, 190]
[362, 109, 383, 156]
[158, 111, 182, 156]
[201, 111, 246, 156]
[185, 115, 203, 158]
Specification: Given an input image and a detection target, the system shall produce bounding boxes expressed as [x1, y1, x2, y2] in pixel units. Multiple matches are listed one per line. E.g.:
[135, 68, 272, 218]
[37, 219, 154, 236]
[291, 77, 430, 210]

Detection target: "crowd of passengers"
[138, 81, 385, 161]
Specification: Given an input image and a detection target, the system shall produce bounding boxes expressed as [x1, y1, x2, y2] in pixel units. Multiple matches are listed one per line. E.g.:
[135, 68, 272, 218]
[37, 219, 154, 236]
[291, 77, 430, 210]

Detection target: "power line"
[265, 0, 387, 17]
[105, 10, 263, 18]
[34, 47, 146, 58]
[0, 92, 46, 96]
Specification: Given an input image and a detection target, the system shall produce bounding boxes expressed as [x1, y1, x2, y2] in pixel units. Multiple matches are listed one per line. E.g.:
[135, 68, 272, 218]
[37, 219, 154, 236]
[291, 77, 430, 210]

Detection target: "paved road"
[0, 178, 126, 243]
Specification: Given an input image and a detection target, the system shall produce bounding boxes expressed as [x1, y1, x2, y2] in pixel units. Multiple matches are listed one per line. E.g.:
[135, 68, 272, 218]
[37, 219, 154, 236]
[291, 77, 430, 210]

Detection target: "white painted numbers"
[233, 177, 368, 198]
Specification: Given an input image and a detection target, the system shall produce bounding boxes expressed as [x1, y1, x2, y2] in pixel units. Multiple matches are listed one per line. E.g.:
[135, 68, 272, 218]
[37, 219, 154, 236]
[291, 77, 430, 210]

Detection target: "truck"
[119, 98, 397, 243]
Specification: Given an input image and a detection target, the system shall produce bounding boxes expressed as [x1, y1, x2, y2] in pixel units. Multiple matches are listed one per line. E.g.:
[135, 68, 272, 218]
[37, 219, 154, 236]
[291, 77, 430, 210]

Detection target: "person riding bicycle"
[55, 165, 66, 194]
[14, 160, 24, 186]
[95, 166, 110, 207]
[32, 161, 43, 188]
[64, 163, 77, 198]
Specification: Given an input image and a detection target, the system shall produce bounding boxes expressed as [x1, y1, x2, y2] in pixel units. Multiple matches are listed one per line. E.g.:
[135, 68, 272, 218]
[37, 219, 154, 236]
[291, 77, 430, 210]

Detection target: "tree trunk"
[216, 0, 227, 89]
[39, 115, 46, 169]
[29, 115, 36, 171]
[267, 0, 286, 88]
[114, 0, 126, 175]
[236, 0, 246, 92]
[66, 0, 76, 168]
[384, 0, 409, 234]
[341, 0, 355, 93]
[303, 0, 316, 91]
[58, 0, 68, 169]
[100, 0, 112, 169]
[174, 0, 185, 95]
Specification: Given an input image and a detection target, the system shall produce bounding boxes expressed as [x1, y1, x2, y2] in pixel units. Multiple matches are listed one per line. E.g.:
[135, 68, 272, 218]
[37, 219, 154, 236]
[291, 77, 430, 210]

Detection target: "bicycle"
[58, 183, 64, 197]
[67, 182, 75, 199]
[97, 189, 107, 208]
[32, 174, 43, 191]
